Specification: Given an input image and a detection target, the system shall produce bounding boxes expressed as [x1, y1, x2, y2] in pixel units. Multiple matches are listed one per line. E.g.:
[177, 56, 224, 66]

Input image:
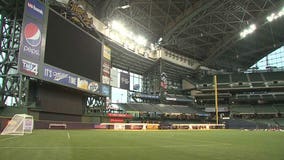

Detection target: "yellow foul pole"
[214, 75, 218, 124]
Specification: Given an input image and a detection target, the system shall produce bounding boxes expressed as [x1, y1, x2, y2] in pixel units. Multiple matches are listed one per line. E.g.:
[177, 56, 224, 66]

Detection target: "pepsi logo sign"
[24, 23, 41, 47]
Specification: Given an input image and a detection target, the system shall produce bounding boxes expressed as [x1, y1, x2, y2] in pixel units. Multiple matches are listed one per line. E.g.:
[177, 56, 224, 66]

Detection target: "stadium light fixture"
[111, 20, 123, 31]
[158, 37, 163, 44]
[266, 7, 284, 22]
[111, 20, 148, 46]
[240, 24, 257, 38]
[119, 4, 130, 9]
[135, 36, 147, 46]
[150, 43, 156, 51]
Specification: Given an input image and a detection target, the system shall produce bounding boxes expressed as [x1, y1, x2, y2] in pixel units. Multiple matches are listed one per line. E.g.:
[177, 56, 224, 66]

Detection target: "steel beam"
[163, 0, 219, 42]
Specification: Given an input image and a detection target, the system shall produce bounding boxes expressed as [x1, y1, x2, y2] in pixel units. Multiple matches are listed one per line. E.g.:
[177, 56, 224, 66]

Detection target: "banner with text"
[102, 45, 111, 85]
[120, 72, 130, 90]
[18, 0, 46, 78]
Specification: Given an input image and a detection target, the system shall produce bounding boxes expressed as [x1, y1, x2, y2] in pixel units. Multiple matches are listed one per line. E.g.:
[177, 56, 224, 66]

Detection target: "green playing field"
[0, 130, 283, 160]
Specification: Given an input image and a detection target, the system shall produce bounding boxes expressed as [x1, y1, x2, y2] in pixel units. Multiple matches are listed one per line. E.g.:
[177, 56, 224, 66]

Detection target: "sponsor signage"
[101, 85, 110, 97]
[44, 65, 101, 94]
[103, 45, 111, 61]
[102, 45, 111, 85]
[43, 65, 77, 87]
[110, 118, 124, 123]
[21, 20, 43, 61]
[120, 72, 130, 90]
[102, 61, 110, 77]
[18, 0, 108, 97]
[102, 76, 110, 85]
[102, 61, 110, 84]
[205, 107, 229, 112]
[107, 113, 133, 119]
[26, 0, 45, 21]
[88, 82, 99, 93]
[77, 78, 100, 93]
[160, 72, 168, 89]
[110, 68, 118, 87]
[20, 59, 38, 76]
[19, 0, 46, 78]
[134, 93, 159, 99]
[24, 119, 34, 131]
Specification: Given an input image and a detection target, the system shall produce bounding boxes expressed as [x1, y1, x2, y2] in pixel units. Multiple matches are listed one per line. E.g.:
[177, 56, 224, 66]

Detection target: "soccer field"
[0, 130, 283, 160]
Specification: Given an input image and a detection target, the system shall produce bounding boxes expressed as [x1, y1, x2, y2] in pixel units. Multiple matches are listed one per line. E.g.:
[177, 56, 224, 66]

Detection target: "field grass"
[0, 130, 284, 160]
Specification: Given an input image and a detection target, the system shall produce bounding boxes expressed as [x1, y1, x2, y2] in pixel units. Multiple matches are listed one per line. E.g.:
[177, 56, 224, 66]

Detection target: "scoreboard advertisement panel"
[18, 0, 110, 97]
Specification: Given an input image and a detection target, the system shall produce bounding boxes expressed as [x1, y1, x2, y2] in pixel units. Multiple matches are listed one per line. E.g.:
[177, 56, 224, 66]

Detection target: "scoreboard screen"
[44, 10, 102, 82]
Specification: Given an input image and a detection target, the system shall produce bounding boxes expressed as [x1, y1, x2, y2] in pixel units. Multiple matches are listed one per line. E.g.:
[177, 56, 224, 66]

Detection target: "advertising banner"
[102, 61, 110, 77]
[43, 65, 77, 87]
[120, 72, 130, 90]
[102, 45, 111, 85]
[18, 0, 46, 78]
[77, 78, 100, 93]
[102, 61, 110, 84]
[20, 18, 43, 61]
[103, 45, 111, 61]
[110, 68, 118, 88]
[110, 118, 124, 123]
[160, 72, 168, 89]
[101, 85, 110, 97]
[43, 65, 102, 94]
[26, 0, 45, 21]
[19, 59, 39, 76]
[107, 113, 133, 119]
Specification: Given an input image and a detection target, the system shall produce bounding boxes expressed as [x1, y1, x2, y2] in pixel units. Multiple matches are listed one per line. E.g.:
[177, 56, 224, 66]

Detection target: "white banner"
[110, 68, 118, 88]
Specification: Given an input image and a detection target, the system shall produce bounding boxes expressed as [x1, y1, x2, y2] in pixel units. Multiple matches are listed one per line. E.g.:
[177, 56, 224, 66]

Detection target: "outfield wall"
[0, 116, 225, 131]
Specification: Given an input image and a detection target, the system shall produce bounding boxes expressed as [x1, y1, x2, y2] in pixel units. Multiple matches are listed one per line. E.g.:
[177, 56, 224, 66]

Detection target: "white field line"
[0, 143, 232, 150]
[0, 136, 20, 142]
[66, 130, 70, 140]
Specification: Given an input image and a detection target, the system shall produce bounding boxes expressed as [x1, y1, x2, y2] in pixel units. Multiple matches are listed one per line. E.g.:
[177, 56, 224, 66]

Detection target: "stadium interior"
[1, 0, 284, 131]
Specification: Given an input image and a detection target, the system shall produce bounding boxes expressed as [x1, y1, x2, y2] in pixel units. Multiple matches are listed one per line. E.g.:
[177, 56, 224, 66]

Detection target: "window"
[249, 46, 284, 70]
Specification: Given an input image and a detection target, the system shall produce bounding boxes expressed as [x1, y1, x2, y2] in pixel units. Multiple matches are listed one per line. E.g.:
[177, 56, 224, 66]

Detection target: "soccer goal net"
[1, 114, 34, 136]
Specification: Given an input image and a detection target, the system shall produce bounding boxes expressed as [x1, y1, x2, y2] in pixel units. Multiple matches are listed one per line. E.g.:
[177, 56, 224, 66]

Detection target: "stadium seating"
[171, 105, 199, 114]
[263, 72, 284, 81]
[230, 105, 255, 115]
[231, 73, 248, 83]
[248, 73, 264, 82]
[217, 74, 230, 83]
[224, 119, 258, 129]
[253, 105, 278, 115]
[273, 104, 284, 114]
[274, 118, 284, 127]
[196, 72, 284, 90]
[117, 103, 207, 116]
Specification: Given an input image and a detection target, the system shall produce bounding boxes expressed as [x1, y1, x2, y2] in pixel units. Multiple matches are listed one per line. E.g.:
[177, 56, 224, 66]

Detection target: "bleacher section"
[230, 105, 255, 115]
[253, 119, 278, 127]
[117, 103, 203, 115]
[274, 118, 284, 128]
[231, 73, 248, 83]
[249, 73, 264, 81]
[119, 103, 284, 115]
[263, 72, 284, 81]
[250, 73, 266, 87]
[224, 119, 260, 129]
[165, 94, 193, 102]
[254, 105, 278, 115]
[217, 74, 230, 83]
[196, 71, 284, 90]
[273, 104, 284, 114]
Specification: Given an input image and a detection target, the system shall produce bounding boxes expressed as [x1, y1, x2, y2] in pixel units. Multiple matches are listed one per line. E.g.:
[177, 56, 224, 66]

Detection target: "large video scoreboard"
[18, 0, 110, 96]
